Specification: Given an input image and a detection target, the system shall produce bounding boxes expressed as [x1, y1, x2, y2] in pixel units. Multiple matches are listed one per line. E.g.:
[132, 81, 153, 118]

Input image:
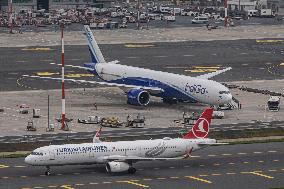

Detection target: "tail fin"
[183, 108, 213, 139]
[83, 25, 106, 64]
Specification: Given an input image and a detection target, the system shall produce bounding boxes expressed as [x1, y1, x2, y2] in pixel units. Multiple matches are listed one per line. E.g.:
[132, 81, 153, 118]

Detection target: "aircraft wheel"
[128, 167, 136, 174]
[45, 171, 51, 176]
[45, 166, 51, 176]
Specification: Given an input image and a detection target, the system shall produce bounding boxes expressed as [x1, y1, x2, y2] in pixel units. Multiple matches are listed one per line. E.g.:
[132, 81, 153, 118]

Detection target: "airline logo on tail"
[83, 25, 106, 64]
[192, 118, 209, 138]
[183, 108, 213, 139]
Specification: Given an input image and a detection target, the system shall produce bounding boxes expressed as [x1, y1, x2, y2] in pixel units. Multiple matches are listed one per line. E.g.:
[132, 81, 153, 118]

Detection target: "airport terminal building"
[0, 0, 113, 12]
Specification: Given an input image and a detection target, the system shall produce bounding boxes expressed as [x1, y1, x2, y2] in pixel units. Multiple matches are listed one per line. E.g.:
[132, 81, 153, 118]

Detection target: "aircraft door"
[49, 149, 55, 160]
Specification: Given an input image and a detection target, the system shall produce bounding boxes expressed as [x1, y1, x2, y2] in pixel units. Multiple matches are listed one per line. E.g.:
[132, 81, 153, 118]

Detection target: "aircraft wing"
[103, 155, 186, 162]
[22, 75, 164, 93]
[196, 67, 232, 79]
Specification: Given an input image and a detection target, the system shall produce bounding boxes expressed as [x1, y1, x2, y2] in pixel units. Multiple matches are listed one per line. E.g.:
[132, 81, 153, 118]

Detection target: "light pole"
[9, 0, 13, 33]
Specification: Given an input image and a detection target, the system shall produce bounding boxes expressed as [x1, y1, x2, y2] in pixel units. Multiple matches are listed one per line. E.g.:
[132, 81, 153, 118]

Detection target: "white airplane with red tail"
[25, 108, 225, 175]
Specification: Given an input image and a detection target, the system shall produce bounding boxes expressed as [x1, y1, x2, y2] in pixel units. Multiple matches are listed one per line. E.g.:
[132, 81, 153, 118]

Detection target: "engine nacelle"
[106, 162, 130, 173]
[127, 89, 150, 106]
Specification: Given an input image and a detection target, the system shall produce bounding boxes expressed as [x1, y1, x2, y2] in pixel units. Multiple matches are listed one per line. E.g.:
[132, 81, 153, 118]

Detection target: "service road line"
[185, 176, 212, 184]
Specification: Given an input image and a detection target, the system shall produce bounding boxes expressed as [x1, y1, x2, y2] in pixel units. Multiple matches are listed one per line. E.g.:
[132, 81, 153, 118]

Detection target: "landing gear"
[128, 167, 136, 174]
[45, 166, 51, 176]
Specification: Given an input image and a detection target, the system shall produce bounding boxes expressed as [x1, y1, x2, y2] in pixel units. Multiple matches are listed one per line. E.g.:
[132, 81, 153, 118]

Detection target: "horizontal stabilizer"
[196, 67, 232, 79]
[22, 75, 164, 94]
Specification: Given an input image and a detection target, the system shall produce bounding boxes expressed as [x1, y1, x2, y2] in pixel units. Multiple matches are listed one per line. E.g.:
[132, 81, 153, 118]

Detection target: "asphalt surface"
[0, 142, 283, 189]
[1, 39, 284, 91]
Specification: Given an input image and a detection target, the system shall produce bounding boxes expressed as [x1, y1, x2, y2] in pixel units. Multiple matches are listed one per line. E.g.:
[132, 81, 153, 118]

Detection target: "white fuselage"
[94, 63, 232, 105]
[25, 138, 216, 166]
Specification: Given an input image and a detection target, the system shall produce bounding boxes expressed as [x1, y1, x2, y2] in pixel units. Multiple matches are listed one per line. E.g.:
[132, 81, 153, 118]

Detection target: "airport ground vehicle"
[247, 9, 258, 17]
[267, 96, 280, 111]
[259, 9, 275, 18]
[25, 108, 224, 175]
[164, 15, 175, 21]
[192, 16, 209, 24]
[78, 116, 100, 124]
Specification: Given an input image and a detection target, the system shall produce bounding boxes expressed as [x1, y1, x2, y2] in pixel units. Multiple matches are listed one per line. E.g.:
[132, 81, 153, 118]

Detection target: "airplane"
[25, 108, 225, 175]
[24, 25, 233, 106]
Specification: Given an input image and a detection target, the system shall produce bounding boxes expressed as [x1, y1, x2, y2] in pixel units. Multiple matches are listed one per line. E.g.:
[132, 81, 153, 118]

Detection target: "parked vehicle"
[259, 9, 275, 18]
[192, 16, 208, 24]
[247, 9, 258, 17]
[267, 96, 280, 111]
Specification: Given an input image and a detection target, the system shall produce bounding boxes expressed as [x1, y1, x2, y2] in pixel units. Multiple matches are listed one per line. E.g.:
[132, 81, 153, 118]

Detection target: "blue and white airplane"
[27, 25, 232, 106]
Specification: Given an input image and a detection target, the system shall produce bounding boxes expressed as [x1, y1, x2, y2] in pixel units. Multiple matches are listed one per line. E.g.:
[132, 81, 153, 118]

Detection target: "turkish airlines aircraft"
[25, 108, 224, 175]
[25, 25, 232, 106]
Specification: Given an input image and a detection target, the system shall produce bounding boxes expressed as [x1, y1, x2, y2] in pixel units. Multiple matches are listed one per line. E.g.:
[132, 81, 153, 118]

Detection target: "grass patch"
[226, 138, 284, 145]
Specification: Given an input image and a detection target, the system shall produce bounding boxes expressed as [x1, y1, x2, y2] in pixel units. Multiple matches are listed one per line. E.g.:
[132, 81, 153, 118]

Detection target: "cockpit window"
[219, 91, 230, 94]
[31, 152, 43, 156]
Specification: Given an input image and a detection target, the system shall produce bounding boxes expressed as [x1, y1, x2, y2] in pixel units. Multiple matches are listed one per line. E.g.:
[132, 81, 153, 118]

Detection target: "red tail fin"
[183, 108, 213, 139]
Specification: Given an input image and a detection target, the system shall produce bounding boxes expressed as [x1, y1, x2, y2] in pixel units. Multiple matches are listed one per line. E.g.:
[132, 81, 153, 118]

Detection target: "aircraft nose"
[25, 155, 32, 164]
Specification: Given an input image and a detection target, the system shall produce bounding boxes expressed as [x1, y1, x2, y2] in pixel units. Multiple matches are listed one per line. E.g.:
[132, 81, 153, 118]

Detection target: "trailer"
[259, 9, 275, 18]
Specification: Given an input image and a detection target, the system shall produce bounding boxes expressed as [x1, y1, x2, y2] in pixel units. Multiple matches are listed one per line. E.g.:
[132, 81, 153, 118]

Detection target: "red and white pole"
[224, 0, 228, 27]
[61, 25, 66, 130]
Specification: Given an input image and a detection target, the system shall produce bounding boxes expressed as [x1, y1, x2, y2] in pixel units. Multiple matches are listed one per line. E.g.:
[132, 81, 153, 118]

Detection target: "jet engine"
[127, 89, 150, 106]
[106, 162, 130, 173]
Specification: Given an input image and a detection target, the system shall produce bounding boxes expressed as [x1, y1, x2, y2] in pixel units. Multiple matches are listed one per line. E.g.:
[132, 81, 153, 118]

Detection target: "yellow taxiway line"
[242, 171, 274, 179]
[185, 176, 212, 184]
[0, 164, 10, 169]
[256, 39, 283, 43]
[119, 181, 149, 188]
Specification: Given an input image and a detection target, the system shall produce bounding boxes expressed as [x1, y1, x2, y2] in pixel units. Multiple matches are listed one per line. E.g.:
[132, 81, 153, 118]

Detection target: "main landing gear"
[128, 167, 136, 174]
[45, 166, 51, 176]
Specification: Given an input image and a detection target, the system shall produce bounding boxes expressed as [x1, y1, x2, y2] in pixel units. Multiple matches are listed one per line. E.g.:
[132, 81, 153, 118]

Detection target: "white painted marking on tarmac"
[183, 54, 195, 57]
[268, 151, 277, 153]
[154, 55, 168, 58]
[241, 64, 248, 66]
[208, 154, 217, 157]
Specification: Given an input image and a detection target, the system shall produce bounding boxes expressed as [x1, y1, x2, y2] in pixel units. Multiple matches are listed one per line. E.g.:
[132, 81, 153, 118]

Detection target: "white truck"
[267, 96, 280, 111]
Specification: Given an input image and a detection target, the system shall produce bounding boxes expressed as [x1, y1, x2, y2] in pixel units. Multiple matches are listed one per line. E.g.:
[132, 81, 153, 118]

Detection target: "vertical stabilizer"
[83, 25, 106, 64]
[183, 108, 213, 139]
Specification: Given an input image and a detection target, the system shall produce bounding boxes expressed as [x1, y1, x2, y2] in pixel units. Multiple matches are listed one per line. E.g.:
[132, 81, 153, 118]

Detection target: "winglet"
[93, 126, 102, 143]
[183, 108, 213, 139]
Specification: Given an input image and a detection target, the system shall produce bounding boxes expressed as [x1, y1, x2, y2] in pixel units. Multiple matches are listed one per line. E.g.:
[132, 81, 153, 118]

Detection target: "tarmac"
[0, 79, 284, 136]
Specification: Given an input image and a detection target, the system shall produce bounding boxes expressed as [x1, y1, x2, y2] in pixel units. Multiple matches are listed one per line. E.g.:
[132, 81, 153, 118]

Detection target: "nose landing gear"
[45, 166, 51, 176]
